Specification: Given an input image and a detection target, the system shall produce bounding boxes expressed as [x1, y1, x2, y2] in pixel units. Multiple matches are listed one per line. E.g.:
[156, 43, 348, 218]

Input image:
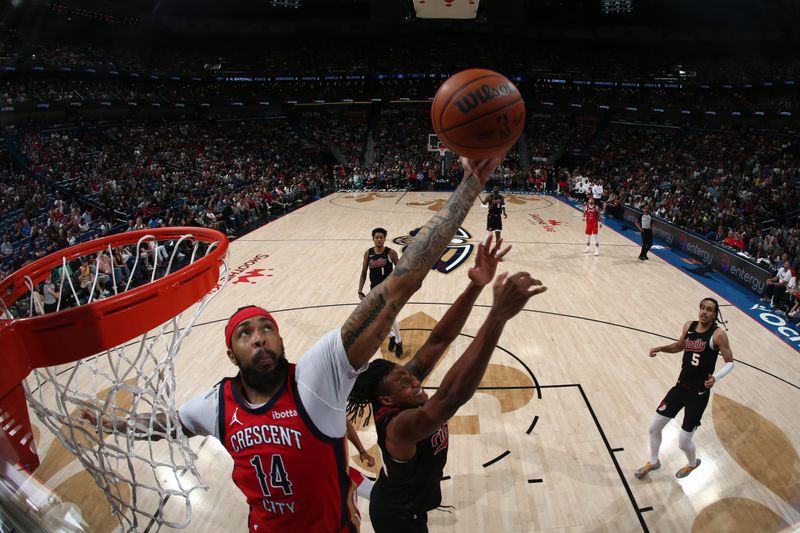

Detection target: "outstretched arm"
[649, 321, 691, 356]
[341, 156, 505, 369]
[80, 408, 194, 441]
[405, 236, 510, 382]
[386, 272, 547, 456]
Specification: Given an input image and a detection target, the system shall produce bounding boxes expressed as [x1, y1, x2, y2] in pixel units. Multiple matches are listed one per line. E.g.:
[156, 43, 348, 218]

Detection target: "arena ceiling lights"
[270, 0, 303, 7]
[601, 0, 633, 14]
[412, 0, 481, 19]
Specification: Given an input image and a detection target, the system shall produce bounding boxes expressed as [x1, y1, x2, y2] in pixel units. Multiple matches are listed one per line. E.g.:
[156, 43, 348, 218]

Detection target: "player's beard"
[240, 349, 289, 393]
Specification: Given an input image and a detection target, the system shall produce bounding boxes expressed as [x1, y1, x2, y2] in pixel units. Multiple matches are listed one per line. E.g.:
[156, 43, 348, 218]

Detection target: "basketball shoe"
[634, 459, 660, 479]
[675, 459, 701, 479]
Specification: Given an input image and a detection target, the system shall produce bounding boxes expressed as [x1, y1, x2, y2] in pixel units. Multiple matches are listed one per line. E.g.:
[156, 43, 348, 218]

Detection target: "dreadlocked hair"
[346, 359, 396, 428]
[701, 297, 729, 331]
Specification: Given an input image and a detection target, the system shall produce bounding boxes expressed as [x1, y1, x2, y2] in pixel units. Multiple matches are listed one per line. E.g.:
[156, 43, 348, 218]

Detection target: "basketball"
[431, 68, 526, 159]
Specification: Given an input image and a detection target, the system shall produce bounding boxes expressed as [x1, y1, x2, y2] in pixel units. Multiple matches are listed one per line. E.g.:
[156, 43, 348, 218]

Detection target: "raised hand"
[460, 154, 506, 186]
[468, 235, 511, 288]
[490, 272, 547, 321]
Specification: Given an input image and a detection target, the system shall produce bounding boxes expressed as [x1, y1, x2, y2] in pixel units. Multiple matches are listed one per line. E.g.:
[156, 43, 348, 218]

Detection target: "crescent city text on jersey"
[229, 424, 303, 453]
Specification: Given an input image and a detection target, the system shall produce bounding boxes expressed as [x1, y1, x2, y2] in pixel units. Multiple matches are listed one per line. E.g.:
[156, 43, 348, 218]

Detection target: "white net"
[3, 231, 229, 532]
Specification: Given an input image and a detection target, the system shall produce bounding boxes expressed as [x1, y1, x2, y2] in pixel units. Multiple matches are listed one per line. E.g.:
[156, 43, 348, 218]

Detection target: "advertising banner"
[623, 206, 771, 295]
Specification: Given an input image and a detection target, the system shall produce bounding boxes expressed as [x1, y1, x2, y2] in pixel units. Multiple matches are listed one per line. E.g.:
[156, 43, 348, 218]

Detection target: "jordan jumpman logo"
[230, 407, 243, 427]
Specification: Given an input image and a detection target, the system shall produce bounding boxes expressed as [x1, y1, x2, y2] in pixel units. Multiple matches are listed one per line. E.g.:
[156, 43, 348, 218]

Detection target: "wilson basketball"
[431, 69, 525, 159]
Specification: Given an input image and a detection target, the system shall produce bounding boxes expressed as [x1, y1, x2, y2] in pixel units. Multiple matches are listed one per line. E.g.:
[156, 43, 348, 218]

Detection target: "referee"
[636, 205, 653, 261]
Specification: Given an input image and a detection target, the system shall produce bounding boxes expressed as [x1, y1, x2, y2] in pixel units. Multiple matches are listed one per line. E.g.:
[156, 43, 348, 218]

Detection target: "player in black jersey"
[346, 237, 546, 532]
[359, 227, 403, 355]
[480, 185, 507, 242]
[635, 298, 734, 480]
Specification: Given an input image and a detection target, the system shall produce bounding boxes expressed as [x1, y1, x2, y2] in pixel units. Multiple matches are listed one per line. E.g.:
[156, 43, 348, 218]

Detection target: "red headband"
[225, 306, 279, 349]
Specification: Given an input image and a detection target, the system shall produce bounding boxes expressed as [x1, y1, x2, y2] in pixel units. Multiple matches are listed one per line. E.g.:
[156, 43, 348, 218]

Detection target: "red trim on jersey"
[219, 365, 359, 532]
[374, 406, 401, 424]
[585, 205, 599, 235]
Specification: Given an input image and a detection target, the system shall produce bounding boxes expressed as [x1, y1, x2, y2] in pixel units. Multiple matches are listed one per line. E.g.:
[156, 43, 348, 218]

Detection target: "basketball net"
[1, 230, 229, 531]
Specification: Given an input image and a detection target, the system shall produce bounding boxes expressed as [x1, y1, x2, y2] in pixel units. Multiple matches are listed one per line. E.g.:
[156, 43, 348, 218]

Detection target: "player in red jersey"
[582, 196, 602, 256]
[82, 155, 506, 533]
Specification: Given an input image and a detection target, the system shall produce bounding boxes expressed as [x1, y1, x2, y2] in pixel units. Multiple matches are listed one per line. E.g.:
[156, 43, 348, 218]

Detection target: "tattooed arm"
[341, 156, 504, 369]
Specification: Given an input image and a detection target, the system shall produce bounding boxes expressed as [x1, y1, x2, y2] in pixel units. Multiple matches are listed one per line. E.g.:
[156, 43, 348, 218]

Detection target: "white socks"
[390, 320, 401, 344]
[649, 413, 671, 464]
[679, 429, 698, 467]
[647, 414, 698, 467]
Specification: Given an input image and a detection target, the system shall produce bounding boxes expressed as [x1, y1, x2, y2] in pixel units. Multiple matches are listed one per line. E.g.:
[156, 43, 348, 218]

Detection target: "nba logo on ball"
[431, 69, 526, 159]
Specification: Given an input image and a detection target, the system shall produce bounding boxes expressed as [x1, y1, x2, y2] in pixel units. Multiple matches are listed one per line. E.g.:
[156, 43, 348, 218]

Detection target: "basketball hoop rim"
[0, 227, 228, 396]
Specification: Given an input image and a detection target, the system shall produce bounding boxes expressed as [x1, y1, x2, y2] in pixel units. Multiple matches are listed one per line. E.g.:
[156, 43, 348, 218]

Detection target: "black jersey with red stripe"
[367, 247, 393, 289]
[678, 321, 719, 392]
[372, 407, 449, 513]
[487, 194, 504, 217]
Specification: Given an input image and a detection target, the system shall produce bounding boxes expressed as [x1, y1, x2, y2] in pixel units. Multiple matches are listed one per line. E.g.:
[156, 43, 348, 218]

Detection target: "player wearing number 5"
[634, 298, 734, 480]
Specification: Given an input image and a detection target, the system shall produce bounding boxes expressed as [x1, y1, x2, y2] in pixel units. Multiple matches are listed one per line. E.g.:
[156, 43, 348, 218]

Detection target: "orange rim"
[0, 227, 228, 398]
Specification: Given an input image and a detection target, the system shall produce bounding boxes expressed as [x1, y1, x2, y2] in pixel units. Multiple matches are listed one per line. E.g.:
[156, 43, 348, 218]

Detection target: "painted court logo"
[528, 213, 565, 232]
[749, 303, 800, 351]
[233, 269, 268, 285]
[393, 227, 473, 274]
[214, 254, 272, 291]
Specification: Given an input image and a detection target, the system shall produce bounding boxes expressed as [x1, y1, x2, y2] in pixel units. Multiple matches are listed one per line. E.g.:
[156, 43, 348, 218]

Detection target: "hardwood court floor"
[26, 191, 800, 532]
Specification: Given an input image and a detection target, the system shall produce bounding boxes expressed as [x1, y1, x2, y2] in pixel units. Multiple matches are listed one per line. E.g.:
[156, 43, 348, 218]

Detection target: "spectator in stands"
[762, 260, 795, 308]
[1, 235, 12, 257]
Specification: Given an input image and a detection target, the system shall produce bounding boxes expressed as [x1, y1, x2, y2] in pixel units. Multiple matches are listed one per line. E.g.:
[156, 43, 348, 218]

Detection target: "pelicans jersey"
[585, 204, 599, 235]
[219, 365, 359, 532]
